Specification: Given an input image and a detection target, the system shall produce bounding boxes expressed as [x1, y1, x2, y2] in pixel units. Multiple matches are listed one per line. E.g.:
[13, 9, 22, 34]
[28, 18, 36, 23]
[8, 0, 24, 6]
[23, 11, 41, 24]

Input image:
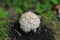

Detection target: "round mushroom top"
[55, 5, 60, 10]
[19, 11, 40, 32]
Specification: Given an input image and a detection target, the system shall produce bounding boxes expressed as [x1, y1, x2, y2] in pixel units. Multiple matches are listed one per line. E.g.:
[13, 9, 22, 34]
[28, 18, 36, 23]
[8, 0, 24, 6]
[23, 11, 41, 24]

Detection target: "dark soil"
[8, 22, 55, 40]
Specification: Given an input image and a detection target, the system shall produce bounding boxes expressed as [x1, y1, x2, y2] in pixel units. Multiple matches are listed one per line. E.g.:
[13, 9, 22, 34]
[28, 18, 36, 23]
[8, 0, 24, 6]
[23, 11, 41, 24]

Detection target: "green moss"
[41, 11, 56, 24]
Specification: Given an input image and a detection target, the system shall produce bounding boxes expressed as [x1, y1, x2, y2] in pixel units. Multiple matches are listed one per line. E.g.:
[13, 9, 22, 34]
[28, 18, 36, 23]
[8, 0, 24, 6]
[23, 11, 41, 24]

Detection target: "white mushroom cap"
[19, 11, 41, 33]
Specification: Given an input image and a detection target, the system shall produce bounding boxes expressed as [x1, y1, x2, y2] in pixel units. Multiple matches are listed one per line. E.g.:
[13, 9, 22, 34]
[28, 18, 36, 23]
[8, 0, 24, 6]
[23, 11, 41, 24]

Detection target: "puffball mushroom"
[55, 5, 60, 20]
[9, 11, 55, 40]
[19, 11, 41, 33]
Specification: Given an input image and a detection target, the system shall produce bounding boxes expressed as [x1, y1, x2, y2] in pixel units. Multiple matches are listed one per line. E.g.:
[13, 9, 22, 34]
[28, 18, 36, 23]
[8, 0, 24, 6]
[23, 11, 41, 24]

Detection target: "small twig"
[15, 29, 21, 36]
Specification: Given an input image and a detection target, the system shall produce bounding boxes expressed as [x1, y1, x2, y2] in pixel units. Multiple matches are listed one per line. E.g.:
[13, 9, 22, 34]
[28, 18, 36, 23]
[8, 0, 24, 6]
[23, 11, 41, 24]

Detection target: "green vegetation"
[0, 20, 9, 40]
[0, 8, 8, 19]
[0, 0, 60, 40]
[41, 11, 56, 24]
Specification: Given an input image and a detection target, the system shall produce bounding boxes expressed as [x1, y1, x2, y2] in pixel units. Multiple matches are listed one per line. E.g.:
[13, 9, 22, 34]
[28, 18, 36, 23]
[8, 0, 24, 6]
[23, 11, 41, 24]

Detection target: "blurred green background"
[0, 0, 60, 40]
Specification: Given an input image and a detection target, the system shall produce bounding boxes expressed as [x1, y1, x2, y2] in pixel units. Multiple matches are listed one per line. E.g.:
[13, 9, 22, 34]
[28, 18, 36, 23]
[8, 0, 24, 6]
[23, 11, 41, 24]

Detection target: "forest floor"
[0, 11, 60, 40]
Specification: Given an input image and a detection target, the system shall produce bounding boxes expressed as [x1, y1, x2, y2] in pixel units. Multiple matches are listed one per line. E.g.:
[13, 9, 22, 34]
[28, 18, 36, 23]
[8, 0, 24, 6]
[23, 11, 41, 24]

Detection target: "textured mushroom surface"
[19, 11, 40, 32]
